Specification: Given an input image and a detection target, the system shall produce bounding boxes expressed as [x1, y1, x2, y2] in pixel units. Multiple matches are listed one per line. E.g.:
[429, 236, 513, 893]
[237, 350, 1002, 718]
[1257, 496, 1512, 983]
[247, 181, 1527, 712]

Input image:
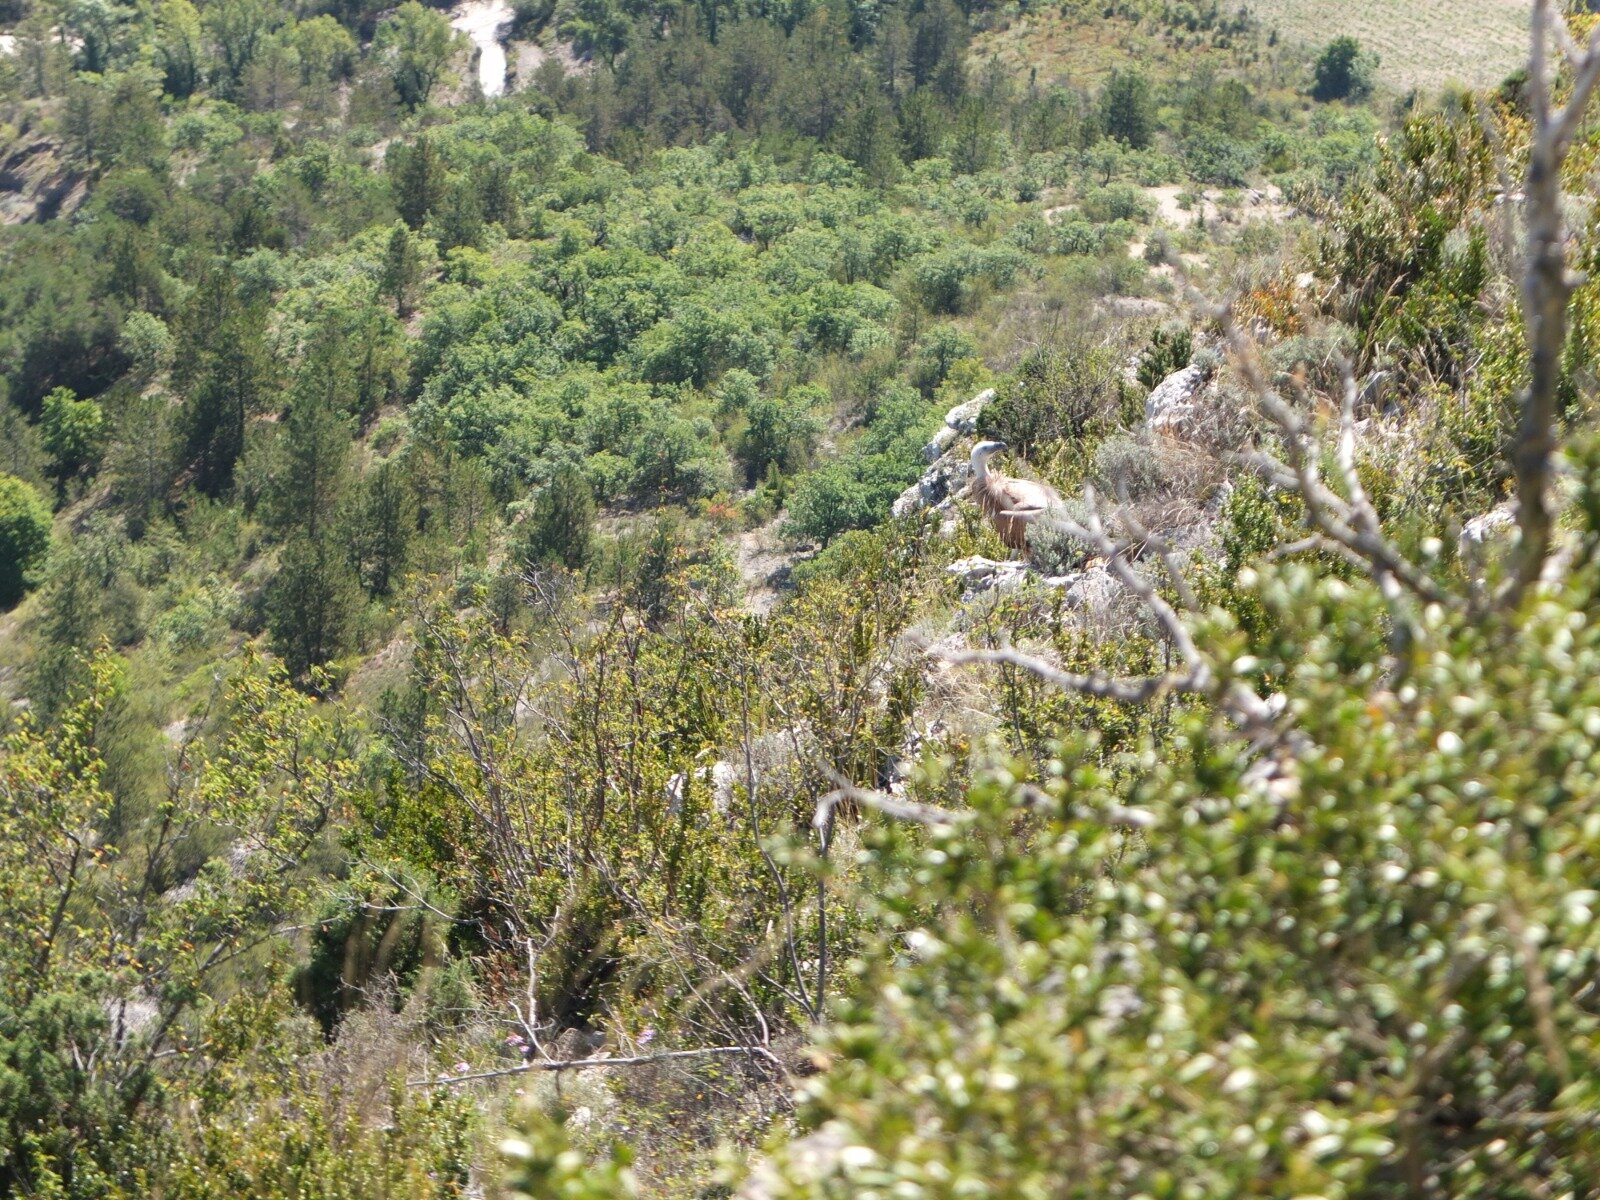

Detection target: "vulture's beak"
[992, 442, 1008, 454]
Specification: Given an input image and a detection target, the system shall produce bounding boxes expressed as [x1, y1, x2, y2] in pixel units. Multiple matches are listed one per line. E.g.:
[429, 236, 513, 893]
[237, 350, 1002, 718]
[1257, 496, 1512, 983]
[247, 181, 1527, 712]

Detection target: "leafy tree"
[203, 0, 280, 87]
[738, 391, 821, 482]
[1312, 35, 1378, 101]
[0, 650, 364, 1194]
[1098, 67, 1155, 148]
[376, 2, 459, 110]
[154, 0, 204, 97]
[0, 401, 45, 487]
[0, 474, 51, 607]
[117, 310, 171, 381]
[39, 386, 105, 498]
[556, 0, 631, 65]
[292, 13, 357, 86]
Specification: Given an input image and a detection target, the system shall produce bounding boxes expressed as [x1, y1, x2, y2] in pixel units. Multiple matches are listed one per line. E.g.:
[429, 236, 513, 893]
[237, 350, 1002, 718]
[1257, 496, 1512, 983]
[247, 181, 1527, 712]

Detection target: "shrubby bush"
[982, 342, 1132, 456]
[0, 473, 51, 606]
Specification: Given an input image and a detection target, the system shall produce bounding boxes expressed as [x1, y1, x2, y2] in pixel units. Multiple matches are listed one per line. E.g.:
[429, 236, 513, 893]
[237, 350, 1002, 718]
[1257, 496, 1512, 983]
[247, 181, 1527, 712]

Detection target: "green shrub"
[1312, 35, 1378, 102]
[982, 343, 1131, 456]
[0, 473, 51, 607]
[1136, 323, 1194, 388]
[517, 464, 597, 571]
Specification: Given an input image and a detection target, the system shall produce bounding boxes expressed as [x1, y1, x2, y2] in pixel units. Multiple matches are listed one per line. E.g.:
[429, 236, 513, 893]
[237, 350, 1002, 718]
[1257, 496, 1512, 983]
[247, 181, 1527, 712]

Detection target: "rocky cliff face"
[1, 135, 88, 225]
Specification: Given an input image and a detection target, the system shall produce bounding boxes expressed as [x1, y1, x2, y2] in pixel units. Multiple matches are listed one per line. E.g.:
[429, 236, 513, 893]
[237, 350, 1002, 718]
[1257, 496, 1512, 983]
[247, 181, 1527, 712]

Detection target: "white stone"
[1458, 505, 1517, 567]
[891, 455, 971, 518]
[665, 761, 738, 816]
[946, 556, 1005, 584]
[922, 424, 959, 463]
[943, 388, 995, 434]
[1145, 364, 1206, 436]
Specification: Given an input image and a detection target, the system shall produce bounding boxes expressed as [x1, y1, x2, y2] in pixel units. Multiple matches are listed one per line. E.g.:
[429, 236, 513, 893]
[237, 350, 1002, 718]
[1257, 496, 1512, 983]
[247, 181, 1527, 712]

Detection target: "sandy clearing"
[450, 0, 512, 97]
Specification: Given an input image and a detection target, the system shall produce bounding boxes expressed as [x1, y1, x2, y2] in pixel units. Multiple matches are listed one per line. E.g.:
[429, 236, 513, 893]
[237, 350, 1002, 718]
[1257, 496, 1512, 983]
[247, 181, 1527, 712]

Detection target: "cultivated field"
[1246, 0, 1531, 94]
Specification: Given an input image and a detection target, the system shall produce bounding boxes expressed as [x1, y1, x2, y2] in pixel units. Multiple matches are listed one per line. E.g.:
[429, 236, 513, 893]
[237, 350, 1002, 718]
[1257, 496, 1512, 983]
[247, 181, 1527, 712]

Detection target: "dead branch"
[1510, 0, 1600, 600]
[409, 1043, 784, 1088]
[944, 646, 1207, 706]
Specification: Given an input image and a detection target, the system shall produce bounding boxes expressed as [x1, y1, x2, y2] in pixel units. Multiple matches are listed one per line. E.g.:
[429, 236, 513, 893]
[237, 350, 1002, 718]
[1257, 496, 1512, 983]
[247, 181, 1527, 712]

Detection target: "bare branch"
[1509, 0, 1600, 601]
[410, 1043, 783, 1088]
[941, 646, 1206, 706]
[813, 782, 966, 832]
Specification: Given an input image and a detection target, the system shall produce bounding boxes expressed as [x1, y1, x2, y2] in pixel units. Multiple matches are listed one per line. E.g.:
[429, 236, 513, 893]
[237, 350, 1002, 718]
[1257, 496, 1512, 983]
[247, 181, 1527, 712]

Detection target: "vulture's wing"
[996, 479, 1057, 518]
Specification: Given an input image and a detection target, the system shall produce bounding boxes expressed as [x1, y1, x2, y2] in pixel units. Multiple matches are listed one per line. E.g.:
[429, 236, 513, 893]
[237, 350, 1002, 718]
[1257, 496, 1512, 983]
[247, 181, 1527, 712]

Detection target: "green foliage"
[0, 650, 365, 1196]
[1098, 69, 1155, 148]
[1313, 35, 1379, 102]
[982, 342, 1132, 457]
[516, 463, 596, 571]
[174, 271, 279, 498]
[501, 1110, 636, 1199]
[0, 0, 1547, 1191]
[267, 533, 362, 678]
[738, 389, 823, 483]
[0, 473, 52, 606]
[375, 2, 458, 109]
[760, 470, 1600, 1197]
[1136, 322, 1194, 389]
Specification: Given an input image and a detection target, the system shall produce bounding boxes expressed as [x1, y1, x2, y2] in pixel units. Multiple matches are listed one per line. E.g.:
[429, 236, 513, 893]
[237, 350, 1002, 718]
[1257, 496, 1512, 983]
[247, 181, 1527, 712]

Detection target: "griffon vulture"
[970, 440, 1061, 552]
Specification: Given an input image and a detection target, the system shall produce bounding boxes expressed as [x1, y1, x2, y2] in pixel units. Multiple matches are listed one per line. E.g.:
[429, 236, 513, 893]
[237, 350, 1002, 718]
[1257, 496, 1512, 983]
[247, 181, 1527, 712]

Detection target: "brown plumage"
[970, 440, 1061, 551]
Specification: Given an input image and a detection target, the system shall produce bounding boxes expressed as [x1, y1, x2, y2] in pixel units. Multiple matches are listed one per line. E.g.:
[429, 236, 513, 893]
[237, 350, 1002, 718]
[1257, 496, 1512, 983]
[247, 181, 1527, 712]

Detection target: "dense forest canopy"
[3, 0, 1600, 1194]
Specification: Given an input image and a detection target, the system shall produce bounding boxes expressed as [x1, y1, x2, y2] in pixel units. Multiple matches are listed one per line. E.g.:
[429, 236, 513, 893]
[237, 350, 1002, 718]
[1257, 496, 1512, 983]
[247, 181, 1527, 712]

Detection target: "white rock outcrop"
[894, 389, 996, 517]
[942, 388, 995, 435]
[1144, 365, 1207, 436]
[664, 761, 737, 816]
[921, 424, 959, 463]
[1458, 504, 1517, 573]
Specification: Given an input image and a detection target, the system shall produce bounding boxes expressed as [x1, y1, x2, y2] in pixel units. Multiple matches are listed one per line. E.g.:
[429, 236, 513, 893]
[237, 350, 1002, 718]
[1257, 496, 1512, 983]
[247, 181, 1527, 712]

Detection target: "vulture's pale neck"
[971, 453, 993, 487]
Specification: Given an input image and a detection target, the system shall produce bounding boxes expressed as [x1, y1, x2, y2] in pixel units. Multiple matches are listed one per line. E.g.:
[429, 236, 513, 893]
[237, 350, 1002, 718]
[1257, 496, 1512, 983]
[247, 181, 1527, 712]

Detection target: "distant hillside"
[1249, 0, 1529, 93]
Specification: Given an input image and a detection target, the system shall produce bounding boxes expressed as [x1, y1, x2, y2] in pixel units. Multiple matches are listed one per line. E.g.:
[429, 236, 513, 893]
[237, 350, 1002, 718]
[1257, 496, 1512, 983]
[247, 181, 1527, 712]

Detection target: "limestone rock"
[892, 455, 971, 518]
[921, 424, 959, 463]
[665, 761, 738, 816]
[943, 388, 995, 434]
[1, 136, 88, 225]
[945, 555, 1030, 598]
[1145, 365, 1206, 436]
[1458, 505, 1517, 570]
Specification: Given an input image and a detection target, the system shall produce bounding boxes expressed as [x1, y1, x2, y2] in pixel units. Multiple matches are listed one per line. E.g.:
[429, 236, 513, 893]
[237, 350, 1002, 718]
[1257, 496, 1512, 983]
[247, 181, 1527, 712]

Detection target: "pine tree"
[174, 271, 278, 497]
[267, 533, 362, 679]
[381, 224, 423, 318]
[349, 456, 416, 597]
[517, 465, 595, 572]
[390, 135, 443, 230]
[267, 394, 352, 542]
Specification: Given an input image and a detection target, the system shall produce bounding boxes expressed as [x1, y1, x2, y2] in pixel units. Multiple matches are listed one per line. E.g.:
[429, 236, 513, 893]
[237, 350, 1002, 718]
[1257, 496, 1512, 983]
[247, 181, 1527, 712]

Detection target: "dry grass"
[976, 0, 1530, 98]
[1248, 0, 1530, 94]
[974, 5, 1285, 90]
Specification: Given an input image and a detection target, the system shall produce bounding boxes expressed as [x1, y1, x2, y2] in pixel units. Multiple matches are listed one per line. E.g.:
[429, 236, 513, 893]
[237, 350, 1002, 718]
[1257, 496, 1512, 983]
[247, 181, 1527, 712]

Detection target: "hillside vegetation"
[2, 0, 1600, 1196]
[1248, 0, 1528, 93]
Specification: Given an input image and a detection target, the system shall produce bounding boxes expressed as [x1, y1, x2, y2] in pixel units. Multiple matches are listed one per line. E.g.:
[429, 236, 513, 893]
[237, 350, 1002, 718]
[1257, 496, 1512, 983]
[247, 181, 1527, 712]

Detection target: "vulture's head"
[970, 440, 1008, 471]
